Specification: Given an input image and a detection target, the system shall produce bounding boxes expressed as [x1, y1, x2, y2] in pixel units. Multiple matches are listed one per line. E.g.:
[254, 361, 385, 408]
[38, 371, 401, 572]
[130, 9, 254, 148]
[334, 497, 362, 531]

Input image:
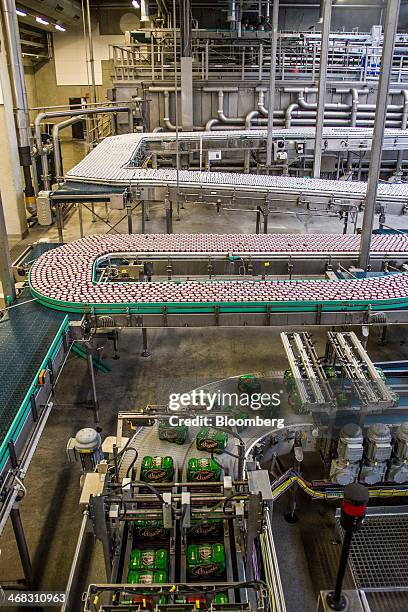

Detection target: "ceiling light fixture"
[132, 0, 140, 8]
[16, 9, 27, 16]
[36, 16, 49, 25]
[55, 24, 66, 31]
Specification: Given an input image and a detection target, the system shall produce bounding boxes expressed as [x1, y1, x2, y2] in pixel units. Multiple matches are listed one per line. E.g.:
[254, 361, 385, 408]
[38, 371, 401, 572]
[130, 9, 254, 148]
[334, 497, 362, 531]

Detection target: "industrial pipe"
[396, 89, 408, 173]
[285, 87, 406, 112]
[359, 0, 402, 269]
[227, 0, 238, 29]
[151, 89, 203, 131]
[285, 103, 298, 128]
[216, 90, 243, 125]
[266, 0, 279, 166]
[205, 118, 221, 131]
[244, 104, 284, 129]
[163, 90, 179, 130]
[34, 106, 132, 189]
[350, 88, 359, 127]
[297, 92, 350, 112]
[202, 89, 245, 126]
[52, 117, 86, 182]
[85, 0, 97, 104]
[2, 0, 36, 212]
[257, 90, 268, 115]
[245, 110, 260, 129]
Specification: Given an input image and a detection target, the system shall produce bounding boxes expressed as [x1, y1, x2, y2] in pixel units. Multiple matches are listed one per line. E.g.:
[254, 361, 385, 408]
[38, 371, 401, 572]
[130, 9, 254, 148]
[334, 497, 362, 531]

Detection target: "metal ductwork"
[18, 0, 83, 29]
[227, 0, 237, 29]
[140, 0, 151, 25]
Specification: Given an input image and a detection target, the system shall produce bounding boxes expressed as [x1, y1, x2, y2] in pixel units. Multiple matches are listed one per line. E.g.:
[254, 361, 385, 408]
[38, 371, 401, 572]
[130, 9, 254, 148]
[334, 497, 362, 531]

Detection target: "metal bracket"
[265, 304, 272, 326]
[214, 304, 220, 326]
[162, 306, 168, 327]
[316, 304, 322, 325]
[163, 492, 172, 529]
[181, 492, 191, 529]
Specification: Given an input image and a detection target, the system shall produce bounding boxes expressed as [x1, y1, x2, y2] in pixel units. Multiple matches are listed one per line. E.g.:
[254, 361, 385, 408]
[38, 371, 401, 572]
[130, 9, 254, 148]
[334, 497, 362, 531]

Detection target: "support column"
[0, 18, 27, 240]
[0, 193, 15, 305]
[85, 0, 97, 104]
[127, 204, 133, 234]
[11, 505, 36, 589]
[359, 0, 401, 270]
[165, 199, 173, 233]
[180, 0, 193, 130]
[2, 0, 36, 212]
[266, 0, 279, 167]
[87, 349, 100, 424]
[141, 328, 150, 357]
[313, 0, 332, 179]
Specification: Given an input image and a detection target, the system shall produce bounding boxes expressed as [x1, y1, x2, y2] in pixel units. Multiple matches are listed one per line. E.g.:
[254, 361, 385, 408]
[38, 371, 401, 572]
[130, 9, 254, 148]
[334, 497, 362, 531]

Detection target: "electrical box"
[36, 191, 53, 226]
[371, 25, 382, 40]
[208, 150, 222, 161]
[110, 194, 125, 210]
[273, 140, 287, 162]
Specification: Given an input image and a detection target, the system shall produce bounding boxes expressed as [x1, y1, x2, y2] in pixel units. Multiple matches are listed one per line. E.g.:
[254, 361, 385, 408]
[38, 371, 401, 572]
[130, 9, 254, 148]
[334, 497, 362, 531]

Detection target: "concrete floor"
[1, 138, 408, 611]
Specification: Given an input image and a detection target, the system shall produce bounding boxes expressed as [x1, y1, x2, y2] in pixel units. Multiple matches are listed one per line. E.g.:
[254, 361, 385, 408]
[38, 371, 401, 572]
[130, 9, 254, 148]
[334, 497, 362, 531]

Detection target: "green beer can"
[129, 548, 168, 571]
[196, 428, 228, 452]
[141, 456, 174, 482]
[190, 517, 224, 538]
[127, 569, 168, 584]
[133, 520, 169, 541]
[214, 592, 229, 604]
[158, 420, 188, 444]
[187, 457, 221, 482]
[187, 542, 225, 578]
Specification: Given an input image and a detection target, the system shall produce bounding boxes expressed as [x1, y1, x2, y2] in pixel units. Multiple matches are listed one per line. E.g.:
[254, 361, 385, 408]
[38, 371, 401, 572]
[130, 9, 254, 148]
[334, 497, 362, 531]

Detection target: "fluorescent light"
[36, 16, 49, 25]
[55, 24, 66, 32]
[16, 9, 27, 16]
[132, 0, 140, 8]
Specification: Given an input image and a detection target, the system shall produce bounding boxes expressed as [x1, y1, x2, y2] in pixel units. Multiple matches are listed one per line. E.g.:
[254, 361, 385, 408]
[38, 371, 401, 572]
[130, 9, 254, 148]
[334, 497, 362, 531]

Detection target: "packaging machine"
[63, 369, 408, 612]
[281, 330, 398, 416]
[65, 402, 282, 611]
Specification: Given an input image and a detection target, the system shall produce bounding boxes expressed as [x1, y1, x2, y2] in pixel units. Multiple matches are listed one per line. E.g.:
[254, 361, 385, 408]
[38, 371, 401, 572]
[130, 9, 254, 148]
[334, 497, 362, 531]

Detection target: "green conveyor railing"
[29, 288, 408, 316]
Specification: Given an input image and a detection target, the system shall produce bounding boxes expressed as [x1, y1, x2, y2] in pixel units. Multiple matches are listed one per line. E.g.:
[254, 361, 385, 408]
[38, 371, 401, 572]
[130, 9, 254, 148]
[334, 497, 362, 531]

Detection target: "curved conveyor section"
[63, 130, 408, 206]
[30, 233, 408, 315]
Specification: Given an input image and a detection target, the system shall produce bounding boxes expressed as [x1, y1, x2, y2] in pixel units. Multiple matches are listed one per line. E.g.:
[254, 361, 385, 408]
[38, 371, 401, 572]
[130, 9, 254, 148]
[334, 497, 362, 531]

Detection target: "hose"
[125, 448, 138, 478]
[270, 469, 408, 501]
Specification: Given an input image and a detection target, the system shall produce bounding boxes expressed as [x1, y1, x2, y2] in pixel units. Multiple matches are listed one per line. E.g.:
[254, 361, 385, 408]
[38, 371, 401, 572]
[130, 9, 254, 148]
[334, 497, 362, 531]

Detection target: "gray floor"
[2, 138, 408, 611]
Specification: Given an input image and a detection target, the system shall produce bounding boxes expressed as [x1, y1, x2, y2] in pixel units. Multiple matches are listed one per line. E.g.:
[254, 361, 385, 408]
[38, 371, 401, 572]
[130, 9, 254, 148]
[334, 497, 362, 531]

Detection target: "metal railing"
[110, 35, 408, 84]
[86, 112, 116, 148]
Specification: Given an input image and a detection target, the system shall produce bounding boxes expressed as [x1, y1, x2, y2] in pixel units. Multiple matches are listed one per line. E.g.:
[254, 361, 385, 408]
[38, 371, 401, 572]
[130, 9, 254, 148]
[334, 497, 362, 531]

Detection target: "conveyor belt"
[29, 233, 408, 315]
[63, 130, 408, 207]
[0, 296, 69, 473]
